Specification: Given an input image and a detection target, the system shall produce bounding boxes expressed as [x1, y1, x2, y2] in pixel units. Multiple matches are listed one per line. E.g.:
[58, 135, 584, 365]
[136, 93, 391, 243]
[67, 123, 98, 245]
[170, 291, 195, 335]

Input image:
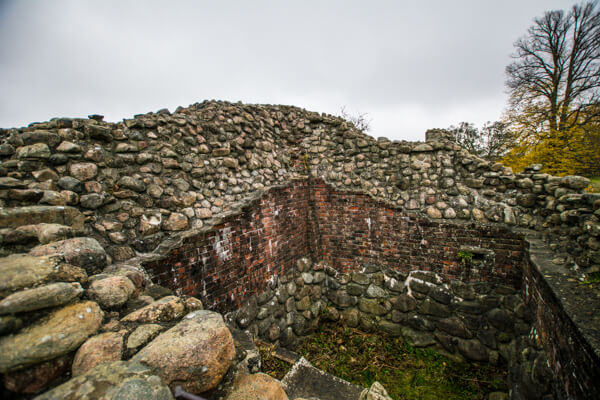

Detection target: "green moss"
[581, 271, 600, 285]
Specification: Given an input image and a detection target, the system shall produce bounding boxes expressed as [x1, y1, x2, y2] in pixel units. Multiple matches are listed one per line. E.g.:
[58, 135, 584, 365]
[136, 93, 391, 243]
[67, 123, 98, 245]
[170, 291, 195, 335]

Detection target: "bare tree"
[447, 121, 511, 161]
[449, 122, 480, 154]
[340, 106, 372, 132]
[479, 121, 512, 161]
[506, 1, 600, 135]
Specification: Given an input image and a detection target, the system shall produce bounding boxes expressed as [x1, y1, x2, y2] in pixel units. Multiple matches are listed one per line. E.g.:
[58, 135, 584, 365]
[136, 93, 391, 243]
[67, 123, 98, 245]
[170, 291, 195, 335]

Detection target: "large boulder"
[87, 275, 136, 309]
[0, 205, 84, 231]
[121, 296, 186, 323]
[225, 373, 289, 400]
[0, 254, 61, 298]
[0, 301, 103, 373]
[34, 361, 174, 400]
[132, 310, 235, 393]
[72, 331, 125, 376]
[30, 237, 107, 274]
[0, 282, 83, 314]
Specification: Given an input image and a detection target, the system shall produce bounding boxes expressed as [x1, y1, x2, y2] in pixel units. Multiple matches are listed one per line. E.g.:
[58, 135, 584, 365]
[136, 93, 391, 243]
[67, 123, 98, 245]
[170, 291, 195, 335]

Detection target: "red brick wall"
[144, 181, 310, 312]
[144, 178, 524, 313]
[310, 179, 524, 286]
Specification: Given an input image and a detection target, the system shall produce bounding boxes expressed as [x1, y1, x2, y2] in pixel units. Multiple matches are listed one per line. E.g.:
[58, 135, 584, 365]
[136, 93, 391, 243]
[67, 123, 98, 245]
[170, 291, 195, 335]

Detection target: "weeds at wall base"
[259, 323, 508, 400]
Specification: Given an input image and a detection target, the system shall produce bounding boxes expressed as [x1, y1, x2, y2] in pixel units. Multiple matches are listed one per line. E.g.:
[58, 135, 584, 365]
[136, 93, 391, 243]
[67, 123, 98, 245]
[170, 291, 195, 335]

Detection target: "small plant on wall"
[303, 153, 310, 172]
[456, 250, 474, 265]
[581, 271, 600, 287]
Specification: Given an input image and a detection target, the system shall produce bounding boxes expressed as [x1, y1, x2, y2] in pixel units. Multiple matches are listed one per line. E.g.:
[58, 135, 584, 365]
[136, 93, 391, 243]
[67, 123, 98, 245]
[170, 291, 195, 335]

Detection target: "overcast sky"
[0, 0, 578, 141]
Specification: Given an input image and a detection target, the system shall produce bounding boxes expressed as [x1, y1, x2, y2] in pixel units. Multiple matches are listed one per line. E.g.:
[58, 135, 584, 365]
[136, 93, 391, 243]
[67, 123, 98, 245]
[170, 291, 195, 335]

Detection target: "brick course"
[310, 179, 524, 286]
[144, 182, 310, 312]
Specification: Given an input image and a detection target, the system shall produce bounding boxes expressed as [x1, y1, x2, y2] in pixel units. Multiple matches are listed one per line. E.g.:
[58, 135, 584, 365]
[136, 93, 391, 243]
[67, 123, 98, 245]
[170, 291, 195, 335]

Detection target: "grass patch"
[581, 271, 600, 286]
[261, 323, 507, 400]
[257, 342, 292, 380]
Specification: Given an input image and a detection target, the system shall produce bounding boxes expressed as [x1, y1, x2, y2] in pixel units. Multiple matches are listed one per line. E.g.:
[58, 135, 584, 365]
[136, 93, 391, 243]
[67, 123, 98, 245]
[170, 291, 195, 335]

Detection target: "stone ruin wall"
[0, 100, 599, 399]
[1, 100, 597, 272]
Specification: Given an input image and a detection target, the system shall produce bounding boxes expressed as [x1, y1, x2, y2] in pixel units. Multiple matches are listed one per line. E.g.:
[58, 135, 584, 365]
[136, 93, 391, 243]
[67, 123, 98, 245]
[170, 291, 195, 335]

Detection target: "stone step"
[281, 357, 364, 400]
[0, 205, 84, 231]
[273, 346, 301, 365]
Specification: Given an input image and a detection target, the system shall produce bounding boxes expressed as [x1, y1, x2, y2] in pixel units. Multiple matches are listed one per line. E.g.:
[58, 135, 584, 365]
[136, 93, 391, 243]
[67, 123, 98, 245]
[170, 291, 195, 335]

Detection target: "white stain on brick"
[213, 227, 233, 262]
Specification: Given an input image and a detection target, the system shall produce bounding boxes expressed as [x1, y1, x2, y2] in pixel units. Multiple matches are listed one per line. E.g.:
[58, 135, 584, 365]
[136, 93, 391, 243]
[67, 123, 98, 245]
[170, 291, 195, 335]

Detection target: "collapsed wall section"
[140, 178, 599, 400]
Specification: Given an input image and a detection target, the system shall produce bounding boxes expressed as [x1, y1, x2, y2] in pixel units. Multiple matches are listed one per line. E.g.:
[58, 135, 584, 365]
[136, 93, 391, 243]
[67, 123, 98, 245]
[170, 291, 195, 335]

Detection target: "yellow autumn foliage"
[502, 105, 600, 177]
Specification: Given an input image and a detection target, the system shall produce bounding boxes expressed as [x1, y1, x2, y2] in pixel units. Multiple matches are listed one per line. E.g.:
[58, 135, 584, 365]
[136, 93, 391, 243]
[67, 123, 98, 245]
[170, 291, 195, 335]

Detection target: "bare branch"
[340, 106, 372, 132]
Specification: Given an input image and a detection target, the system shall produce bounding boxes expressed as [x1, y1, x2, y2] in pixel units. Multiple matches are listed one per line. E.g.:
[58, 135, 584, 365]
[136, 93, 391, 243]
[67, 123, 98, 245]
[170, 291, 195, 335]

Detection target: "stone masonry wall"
[230, 257, 555, 400]
[1, 101, 597, 275]
[301, 128, 599, 275]
[141, 178, 526, 310]
[138, 175, 598, 400]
